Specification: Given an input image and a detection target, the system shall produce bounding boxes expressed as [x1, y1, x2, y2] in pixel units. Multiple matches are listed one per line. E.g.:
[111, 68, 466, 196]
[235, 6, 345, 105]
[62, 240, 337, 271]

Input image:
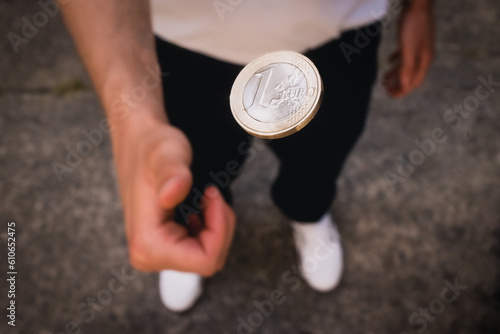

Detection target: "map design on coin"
[230, 51, 323, 139]
[243, 63, 307, 123]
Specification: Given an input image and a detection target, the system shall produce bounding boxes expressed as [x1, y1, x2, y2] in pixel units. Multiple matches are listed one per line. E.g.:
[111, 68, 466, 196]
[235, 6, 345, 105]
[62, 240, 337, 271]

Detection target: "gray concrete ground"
[1, 0, 499, 333]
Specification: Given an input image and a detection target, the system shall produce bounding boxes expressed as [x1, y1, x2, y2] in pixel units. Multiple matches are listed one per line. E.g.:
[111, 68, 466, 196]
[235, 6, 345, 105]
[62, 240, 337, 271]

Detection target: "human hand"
[383, 1, 434, 97]
[113, 118, 236, 277]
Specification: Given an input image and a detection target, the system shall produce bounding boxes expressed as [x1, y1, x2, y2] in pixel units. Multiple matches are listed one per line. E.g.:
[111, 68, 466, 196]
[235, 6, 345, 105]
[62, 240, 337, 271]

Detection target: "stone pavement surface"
[1, 0, 499, 333]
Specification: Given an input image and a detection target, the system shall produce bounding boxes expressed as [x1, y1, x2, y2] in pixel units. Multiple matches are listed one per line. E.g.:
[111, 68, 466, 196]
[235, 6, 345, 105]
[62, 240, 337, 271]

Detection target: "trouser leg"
[268, 23, 382, 222]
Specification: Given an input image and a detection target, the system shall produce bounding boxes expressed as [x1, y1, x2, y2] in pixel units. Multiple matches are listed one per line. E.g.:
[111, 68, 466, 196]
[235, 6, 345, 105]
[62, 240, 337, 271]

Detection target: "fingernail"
[205, 186, 219, 199]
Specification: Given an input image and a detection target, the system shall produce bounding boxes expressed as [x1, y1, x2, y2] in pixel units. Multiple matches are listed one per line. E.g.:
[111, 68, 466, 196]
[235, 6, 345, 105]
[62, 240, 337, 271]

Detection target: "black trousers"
[155, 22, 381, 224]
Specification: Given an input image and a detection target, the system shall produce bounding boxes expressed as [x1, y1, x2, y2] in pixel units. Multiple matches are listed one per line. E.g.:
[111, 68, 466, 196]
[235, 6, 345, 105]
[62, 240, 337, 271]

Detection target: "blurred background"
[0, 0, 499, 333]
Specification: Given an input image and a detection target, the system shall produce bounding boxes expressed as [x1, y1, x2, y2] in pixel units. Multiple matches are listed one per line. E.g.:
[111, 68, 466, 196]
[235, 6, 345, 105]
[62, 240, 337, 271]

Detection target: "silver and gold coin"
[230, 50, 323, 139]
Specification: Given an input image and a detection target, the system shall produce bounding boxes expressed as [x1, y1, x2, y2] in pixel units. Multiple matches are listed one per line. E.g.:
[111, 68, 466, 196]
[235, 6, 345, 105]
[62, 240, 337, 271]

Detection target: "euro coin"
[230, 50, 323, 139]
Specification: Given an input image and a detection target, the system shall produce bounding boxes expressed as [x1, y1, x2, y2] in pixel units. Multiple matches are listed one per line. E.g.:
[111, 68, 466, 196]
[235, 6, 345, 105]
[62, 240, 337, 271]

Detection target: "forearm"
[60, 0, 166, 139]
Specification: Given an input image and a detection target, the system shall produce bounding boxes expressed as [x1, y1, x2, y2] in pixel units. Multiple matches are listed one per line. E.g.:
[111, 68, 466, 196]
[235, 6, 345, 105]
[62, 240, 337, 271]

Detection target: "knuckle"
[136, 134, 157, 159]
[139, 132, 191, 169]
[176, 163, 193, 181]
[162, 130, 192, 161]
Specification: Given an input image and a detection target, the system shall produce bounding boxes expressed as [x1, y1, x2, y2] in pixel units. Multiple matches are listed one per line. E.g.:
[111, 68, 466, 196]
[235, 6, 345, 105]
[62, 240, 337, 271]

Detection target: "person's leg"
[155, 37, 250, 225]
[268, 22, 381, 291]
[154, 37, 250, 312]
[268, 22, 382, 222]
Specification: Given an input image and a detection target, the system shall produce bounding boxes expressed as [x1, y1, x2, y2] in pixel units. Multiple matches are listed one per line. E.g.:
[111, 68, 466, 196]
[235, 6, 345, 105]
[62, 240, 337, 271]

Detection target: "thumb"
[158, 167, 192, 209]
[150, 147, 192, 209]
[145, 131, 193, 210]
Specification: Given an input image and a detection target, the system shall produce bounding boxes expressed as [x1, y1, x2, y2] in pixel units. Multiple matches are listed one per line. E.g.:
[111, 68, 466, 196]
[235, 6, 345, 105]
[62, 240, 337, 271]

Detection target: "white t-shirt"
[151, 0, 387, 65]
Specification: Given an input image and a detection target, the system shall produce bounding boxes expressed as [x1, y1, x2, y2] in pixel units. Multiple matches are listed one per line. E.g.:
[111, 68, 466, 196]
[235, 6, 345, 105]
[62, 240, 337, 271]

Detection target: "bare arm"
[61, 1, 163, 126]
[61, 1, 235, 276]
[384, 0, 435, 97]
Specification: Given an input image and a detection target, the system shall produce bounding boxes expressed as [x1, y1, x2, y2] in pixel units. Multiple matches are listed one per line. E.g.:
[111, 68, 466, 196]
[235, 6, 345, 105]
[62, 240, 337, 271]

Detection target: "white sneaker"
[291, 213, 343, 292]
[159, 270, 203, 312]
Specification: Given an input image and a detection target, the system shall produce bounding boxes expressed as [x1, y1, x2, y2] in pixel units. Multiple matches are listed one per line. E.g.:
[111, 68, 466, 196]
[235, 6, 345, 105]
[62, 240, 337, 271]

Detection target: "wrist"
[107, 103, 168, 158]
[100, 64, 169, 138]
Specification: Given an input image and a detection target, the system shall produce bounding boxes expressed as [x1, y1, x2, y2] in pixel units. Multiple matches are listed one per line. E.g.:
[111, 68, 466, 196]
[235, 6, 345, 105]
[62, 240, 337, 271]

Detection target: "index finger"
[198, 186, 235, 272]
